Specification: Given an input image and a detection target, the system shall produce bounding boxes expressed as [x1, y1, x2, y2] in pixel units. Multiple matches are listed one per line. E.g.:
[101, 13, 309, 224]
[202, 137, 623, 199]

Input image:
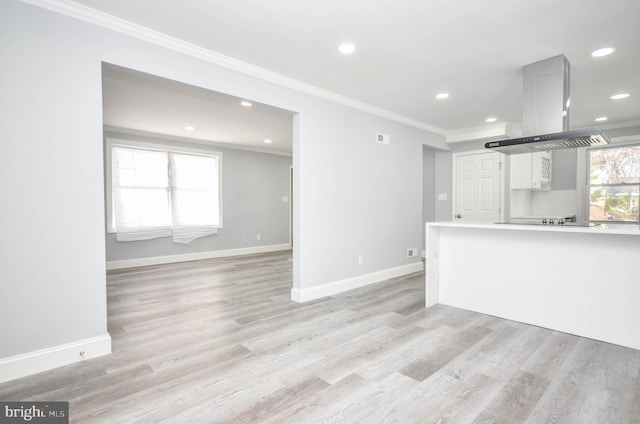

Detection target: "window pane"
[113, 147, 168, 188]
[590, 146, 640, 184]
[171, 154, 218, 190]
[170, 153, 220, 226]
[172, 190, 220, 225]
[110, 143, 222, 242]
[589, 185, 640, 221]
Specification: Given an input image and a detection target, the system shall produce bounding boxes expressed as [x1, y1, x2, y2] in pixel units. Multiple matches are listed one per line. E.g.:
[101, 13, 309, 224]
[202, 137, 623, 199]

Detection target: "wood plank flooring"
[2, 250, 640, 423]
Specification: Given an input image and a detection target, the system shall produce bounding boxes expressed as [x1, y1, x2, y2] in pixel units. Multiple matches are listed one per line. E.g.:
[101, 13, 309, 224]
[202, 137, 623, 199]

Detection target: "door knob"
[456, 214, 462, 219]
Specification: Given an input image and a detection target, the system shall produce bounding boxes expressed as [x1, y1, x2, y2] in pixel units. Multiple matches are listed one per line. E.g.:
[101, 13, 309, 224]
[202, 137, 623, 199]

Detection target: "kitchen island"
[425, 221, 640, 350]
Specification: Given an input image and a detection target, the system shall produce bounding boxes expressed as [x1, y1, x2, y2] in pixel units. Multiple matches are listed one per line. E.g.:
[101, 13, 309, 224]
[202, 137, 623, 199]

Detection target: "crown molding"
[20, 0, 446, 136]
[446, 122, 511, 143]
[103, 126, 293, 157]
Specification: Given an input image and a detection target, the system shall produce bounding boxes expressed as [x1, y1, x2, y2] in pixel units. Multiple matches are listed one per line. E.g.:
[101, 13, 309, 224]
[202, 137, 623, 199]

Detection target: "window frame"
[105, 137, 223, 234]
[585, 139, 640, 225]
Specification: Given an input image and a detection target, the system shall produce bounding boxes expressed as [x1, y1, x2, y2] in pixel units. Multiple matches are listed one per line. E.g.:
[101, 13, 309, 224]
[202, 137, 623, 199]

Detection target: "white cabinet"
[510, 151, 552, 190]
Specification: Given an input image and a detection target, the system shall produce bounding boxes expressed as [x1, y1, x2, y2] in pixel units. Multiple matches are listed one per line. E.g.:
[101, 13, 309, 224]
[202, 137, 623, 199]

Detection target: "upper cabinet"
[510, 151, 552, 190]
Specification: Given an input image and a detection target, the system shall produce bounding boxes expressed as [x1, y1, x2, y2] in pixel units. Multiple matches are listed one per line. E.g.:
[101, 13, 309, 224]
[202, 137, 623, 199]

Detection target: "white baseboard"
[106, 243, 291, 270]
[291, 261, 424, 303]
[0, 334, 112, 384]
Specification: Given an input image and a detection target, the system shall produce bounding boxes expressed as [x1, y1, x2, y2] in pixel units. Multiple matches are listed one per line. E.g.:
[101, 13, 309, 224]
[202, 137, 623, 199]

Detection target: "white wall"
[0, 0, 446, 372]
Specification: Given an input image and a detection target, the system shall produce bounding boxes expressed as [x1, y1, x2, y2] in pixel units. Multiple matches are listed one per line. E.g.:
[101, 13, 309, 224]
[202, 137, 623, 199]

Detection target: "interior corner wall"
[295, 106, 445, 291]
[104, 132, 292, 263]
[422, 147, 436, 249]
[0, 0, 447, 367]
[434, 151, 453, 221]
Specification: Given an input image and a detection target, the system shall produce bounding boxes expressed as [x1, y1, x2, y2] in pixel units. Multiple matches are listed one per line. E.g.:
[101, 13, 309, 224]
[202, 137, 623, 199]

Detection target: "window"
[588, 144, 640, 223]
[108, 139, 222, 244]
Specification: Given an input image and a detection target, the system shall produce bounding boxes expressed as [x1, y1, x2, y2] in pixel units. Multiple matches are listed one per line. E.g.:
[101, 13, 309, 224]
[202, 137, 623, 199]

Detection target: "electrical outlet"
[358, 255, 364, 266]
[256, 234, 261, 241]
[407, 248, 418, 258]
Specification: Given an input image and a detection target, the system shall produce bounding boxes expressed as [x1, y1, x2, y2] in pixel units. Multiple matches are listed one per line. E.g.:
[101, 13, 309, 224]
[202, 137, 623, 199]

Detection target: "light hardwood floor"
[2, 250, 640, 423]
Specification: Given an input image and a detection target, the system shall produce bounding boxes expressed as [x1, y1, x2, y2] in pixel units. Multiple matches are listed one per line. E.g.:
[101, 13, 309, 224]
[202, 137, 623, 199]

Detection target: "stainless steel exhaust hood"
[486, 54, 609, 154]
[485, 127, 610, 155]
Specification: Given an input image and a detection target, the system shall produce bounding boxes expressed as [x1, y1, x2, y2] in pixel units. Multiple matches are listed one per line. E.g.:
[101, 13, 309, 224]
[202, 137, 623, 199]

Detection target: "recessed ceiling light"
[241, 101, 252, 107]
[594, 116, 608, 122]
[338, 43, 356, 54]
[485, 117, 497, 123]
[264, 139, 272, 144]
[184, 126, 195, 131]
[592, 47, 615, 57]
[435, 92, 449, 100]
[610, 93, 630, 100]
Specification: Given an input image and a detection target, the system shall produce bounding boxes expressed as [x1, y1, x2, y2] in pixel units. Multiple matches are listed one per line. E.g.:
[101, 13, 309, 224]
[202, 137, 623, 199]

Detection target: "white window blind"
[112, 147, 172, 241]
[170, 153, 220, 244]
[111, 144, 221, 243]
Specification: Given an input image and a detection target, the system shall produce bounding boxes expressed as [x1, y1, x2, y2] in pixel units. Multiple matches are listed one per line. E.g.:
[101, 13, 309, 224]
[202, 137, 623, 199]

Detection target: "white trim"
[21, 0, 446, 136]
[106, 243, 291, 270]
[0, 334, 111, 384]
[289, 166, 293, 248]
[291, 262, 424, 303]
[576, 146, 588, 224]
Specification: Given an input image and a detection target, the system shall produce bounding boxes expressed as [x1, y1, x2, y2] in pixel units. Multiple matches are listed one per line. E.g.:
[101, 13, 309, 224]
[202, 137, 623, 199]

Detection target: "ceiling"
[102, 65, 295, 155]
[86, 0, 640, 152]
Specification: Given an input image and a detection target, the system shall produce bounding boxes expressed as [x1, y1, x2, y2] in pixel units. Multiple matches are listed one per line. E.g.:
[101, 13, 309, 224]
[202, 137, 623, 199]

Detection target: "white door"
[454, 151, 503, 223]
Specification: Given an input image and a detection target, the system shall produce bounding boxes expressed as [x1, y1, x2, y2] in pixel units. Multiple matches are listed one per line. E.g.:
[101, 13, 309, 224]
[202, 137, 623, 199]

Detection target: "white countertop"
[427, 221, 640, 236]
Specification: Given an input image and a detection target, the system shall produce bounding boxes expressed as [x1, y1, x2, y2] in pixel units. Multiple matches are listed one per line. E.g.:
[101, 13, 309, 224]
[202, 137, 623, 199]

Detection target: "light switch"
[438, 193, 448, 201]
[281, 196, 289, 202]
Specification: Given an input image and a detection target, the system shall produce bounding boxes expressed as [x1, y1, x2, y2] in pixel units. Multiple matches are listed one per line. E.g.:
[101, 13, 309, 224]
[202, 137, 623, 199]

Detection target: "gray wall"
[422, 147, 436, 249]
[550, 150, 576, 190]
[422, 148, 436, 223]
[434, 151, 453, 221]
[0, 0, 447, 359]
[1, 2, 108, 357]
[104, 131, 292, 262]
[294, 105, 444, 290]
